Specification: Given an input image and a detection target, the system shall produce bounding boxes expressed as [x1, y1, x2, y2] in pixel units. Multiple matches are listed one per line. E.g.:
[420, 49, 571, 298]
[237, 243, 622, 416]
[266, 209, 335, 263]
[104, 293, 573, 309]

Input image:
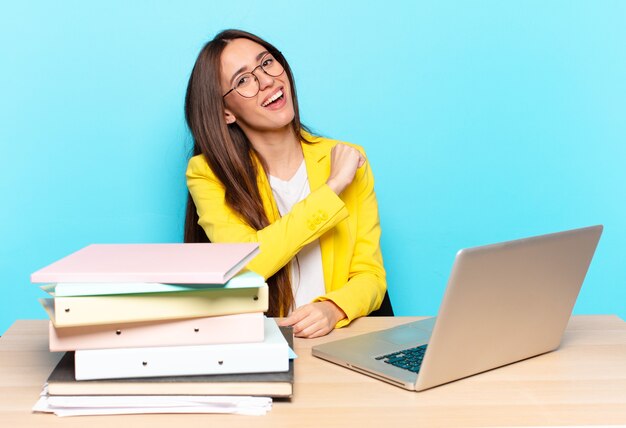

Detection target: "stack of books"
[30, 243, 294, 416]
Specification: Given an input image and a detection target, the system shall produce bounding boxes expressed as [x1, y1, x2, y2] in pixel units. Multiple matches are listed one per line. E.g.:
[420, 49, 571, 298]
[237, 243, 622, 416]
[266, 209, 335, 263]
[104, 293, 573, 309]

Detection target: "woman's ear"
[224, 109, 236, 124]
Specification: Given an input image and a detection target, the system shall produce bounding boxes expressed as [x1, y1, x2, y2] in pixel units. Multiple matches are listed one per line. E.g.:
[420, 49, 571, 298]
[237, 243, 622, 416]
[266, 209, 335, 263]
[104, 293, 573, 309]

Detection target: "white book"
[74, 318, 289, 380]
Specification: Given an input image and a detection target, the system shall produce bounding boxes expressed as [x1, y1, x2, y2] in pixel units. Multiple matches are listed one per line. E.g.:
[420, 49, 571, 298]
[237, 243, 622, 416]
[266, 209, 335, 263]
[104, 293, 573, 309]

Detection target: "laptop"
[312, 225, 603, 391]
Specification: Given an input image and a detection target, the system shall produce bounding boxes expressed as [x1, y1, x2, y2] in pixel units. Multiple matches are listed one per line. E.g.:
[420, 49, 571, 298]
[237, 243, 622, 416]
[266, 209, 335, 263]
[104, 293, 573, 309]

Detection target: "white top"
[269, 160, 326, 311]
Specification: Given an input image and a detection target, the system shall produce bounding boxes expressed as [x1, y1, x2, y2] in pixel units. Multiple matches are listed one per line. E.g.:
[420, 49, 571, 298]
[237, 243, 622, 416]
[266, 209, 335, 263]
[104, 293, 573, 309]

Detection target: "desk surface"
[1, 316, 626, 427]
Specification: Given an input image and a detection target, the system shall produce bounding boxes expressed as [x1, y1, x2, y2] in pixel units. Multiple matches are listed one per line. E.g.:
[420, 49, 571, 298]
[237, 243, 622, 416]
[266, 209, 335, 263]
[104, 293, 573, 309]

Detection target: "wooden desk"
[1, 316, 626, 427]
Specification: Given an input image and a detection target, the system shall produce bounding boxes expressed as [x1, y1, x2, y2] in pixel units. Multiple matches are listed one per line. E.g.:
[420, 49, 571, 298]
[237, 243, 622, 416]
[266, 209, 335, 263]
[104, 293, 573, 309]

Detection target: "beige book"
[40, 284, 268, 327]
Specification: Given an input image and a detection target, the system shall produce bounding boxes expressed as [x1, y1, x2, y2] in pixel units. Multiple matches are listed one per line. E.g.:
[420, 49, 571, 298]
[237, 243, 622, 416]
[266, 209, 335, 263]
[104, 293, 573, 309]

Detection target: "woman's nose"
[254, 69, 274, 90]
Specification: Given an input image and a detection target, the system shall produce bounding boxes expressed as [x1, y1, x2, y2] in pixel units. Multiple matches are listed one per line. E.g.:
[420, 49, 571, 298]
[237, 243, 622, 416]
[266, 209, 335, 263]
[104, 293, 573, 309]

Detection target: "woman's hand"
[277, 301, 347, 338]
[326, 144, 366, 195]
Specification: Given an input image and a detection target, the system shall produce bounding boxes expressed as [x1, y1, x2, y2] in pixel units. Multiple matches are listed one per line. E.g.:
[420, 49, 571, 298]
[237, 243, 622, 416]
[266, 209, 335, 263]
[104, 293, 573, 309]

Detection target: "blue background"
[2, 1, 625, 334]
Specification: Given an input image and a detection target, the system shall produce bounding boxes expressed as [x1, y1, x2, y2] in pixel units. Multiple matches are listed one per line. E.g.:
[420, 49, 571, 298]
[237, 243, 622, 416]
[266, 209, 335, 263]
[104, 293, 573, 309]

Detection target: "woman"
[184, 29, 387, 338]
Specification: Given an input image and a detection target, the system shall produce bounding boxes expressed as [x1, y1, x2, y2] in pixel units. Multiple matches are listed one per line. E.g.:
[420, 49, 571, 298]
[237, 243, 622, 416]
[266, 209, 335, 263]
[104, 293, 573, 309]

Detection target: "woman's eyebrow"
[229, 50, 270, 84]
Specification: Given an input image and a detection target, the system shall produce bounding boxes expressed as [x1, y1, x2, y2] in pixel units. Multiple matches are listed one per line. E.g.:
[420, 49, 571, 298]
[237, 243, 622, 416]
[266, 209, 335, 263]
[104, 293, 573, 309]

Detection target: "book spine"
[48, 312, 265, 351]
[74, 320, 288, 380]
[50, 285, 268, 327]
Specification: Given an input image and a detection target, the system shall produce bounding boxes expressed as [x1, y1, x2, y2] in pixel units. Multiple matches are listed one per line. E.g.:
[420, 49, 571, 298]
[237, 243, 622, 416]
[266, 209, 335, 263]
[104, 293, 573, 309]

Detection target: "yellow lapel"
[301, 136, 335, 291]
[301, 138, 330, 191]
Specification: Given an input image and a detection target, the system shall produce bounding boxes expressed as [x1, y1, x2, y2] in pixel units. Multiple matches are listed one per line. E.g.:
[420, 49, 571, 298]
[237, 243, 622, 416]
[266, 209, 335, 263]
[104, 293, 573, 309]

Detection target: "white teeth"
[262, 90, 283, 107]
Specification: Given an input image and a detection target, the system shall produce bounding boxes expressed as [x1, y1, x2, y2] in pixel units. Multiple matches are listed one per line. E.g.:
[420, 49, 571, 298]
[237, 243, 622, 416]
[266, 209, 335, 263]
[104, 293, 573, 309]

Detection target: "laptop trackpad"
[384, 324, 431, 346]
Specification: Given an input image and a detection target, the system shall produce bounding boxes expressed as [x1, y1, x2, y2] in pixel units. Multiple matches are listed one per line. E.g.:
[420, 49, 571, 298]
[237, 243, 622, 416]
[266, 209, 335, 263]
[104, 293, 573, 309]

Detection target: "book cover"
[31, 243, 259, 284]
[46, 326, 294, 398]
[74, 319, 289, 380]
[48, 312, 265, 351]
[46, 270, 265, 297]
[40, 284, 268, 327]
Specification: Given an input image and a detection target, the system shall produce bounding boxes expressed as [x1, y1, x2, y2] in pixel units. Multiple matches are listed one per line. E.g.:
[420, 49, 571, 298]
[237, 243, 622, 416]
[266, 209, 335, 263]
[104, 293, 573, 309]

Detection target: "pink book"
[31, 243, 259, 284]
[48, 313, 265, 351]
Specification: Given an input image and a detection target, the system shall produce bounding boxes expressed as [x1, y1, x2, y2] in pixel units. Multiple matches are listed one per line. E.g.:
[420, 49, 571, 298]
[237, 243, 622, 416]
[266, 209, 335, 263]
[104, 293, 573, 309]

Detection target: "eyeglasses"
[222, 53, 285, 98]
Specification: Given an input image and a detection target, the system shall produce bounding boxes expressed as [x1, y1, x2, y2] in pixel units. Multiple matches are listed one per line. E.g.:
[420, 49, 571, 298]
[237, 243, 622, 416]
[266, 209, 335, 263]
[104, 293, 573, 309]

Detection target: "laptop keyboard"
[375, 344, 428, 373]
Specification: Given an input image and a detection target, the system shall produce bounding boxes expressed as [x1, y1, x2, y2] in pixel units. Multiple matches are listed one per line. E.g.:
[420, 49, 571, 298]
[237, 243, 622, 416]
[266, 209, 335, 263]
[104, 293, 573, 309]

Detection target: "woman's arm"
[279, 146, 387, 336]
[315, 152, 387, 328]
[186, 155, 349, 279]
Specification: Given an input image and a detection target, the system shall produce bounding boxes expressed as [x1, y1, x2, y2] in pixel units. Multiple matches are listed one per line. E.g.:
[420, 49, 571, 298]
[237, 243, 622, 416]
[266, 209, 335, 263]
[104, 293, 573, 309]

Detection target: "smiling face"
[220, 38, 295, 135]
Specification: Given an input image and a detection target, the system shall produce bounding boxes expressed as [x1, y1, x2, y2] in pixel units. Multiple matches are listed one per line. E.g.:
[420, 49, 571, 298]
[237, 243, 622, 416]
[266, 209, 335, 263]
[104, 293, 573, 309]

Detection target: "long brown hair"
[184, 29, 309, 316]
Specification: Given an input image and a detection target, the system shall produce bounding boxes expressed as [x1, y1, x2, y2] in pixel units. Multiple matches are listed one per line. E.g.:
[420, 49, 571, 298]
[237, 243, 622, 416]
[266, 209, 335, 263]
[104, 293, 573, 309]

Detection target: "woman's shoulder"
[186, 153, 217, 179]
[302, 130, 366, 155]
[187, 153, 206, 170]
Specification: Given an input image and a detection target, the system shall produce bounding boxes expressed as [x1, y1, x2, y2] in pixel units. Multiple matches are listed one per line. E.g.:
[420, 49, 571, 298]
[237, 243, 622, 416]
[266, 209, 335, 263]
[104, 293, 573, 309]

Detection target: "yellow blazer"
[186, 133, 386, 328]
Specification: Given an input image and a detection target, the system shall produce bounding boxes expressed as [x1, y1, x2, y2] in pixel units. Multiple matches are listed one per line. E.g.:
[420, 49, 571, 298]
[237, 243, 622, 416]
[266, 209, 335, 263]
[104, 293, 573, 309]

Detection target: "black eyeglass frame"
[222, 53, 285, 99]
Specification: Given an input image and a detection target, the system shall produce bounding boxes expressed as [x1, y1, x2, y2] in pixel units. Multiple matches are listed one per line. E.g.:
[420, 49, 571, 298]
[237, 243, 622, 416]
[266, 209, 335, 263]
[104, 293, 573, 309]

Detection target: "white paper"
[33, 386, 272, 417]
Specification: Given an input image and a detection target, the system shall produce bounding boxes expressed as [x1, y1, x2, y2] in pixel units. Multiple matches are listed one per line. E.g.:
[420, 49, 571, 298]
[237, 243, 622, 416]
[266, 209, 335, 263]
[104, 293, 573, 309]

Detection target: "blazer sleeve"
[314, 153, 387, 328]
[186, 155, 349, 279]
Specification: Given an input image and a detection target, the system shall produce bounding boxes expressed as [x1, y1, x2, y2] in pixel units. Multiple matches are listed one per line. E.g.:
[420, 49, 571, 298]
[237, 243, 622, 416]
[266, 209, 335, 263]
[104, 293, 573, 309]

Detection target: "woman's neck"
[247, 126, 303, 180]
